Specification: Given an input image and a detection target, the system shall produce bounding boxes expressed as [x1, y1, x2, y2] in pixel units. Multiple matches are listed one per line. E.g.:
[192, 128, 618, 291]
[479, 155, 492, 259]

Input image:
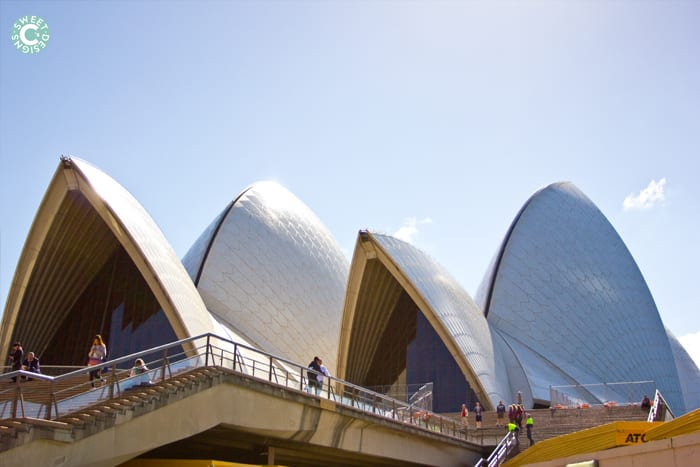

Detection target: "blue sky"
[1, 1, 698, 366]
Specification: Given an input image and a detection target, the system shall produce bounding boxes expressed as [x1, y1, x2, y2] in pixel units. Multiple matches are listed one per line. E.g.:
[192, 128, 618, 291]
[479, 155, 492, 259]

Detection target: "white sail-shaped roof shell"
[337, 231, 511, 409]
[479, 182, 686, 412]
[370, 234, 511, 407]
[182, 182, 349, 369]
[666, 329, 700, 413]
[0, 157, 219, 355]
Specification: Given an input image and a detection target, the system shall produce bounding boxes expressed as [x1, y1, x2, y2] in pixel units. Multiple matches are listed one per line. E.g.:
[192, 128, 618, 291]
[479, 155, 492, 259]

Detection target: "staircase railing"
[474, 431, 517, 467]
[647, 389, 674, 422]
[0, 333, 470, 442]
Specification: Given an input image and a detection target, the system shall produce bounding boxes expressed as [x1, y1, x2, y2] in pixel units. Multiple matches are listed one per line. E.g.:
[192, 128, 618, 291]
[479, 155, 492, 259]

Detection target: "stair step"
[0, 367, 222, 452]
[60, 417, 85, 427]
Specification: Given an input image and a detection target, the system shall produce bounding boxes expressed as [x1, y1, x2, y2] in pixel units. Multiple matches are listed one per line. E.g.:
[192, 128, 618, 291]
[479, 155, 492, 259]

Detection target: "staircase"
[450, 403, 649, 462]
[531, 404, 649, 440]
[0, 373, 90, 417]
[0, 367, 221, 452]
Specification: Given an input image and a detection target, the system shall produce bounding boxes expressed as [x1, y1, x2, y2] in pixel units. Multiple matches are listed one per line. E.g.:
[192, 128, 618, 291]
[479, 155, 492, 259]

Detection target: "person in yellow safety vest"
[508, 421, 519, 445]
[526, 413, 534, 446]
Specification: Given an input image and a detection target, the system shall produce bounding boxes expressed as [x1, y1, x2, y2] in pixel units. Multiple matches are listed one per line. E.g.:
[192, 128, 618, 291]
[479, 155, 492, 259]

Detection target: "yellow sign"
[615, 422, 659, 445]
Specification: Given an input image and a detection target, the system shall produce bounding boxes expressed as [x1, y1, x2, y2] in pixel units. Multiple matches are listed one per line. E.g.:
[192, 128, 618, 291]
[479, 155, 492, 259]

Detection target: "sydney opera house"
[1, 157, 699, 418]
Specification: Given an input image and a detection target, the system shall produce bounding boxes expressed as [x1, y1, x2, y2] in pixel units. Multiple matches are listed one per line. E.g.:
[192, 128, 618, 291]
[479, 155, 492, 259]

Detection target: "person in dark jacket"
[307, 356, 321, 394]
[496, 400, 506, 427]
[22, 352, 40, 380]
[8, 342, 23, 382]
[474, 401, 483, 428]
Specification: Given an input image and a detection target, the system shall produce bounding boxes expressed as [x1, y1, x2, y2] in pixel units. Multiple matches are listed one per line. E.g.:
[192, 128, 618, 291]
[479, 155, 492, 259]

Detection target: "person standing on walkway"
[316, 358, 330, 396]
[8, 342, 23, 382]
[474, 401, 483, 429]
[87, 334, 107, 387]
[508, 404, 515, 424]
[307, 356, 321, 394]
[496, 400, 506, 427]
[515, 404, 524, 429]
[461, 403, 469, 428]
[526, 412, 535, 446]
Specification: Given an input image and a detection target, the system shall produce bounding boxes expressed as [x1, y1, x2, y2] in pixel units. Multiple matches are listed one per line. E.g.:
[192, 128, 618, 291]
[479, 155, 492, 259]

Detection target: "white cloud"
[623, 178, 667, 210]
[393, 217, 433, 244]
[678, 331, 700, 368]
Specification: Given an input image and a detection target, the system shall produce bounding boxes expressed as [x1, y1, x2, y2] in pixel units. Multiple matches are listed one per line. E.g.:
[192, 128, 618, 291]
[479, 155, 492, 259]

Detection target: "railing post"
[233, 343, 238, 372]
[205, 334, 211, 367]
[10, 382, 17, 419]
[108, 363, 116, 399]
[46, 379, 54, 420]
[161, 350, 169, 382]
[51, 392, 59, 420]
[11, 375, 25, 418]
[268, 356, 273, 383]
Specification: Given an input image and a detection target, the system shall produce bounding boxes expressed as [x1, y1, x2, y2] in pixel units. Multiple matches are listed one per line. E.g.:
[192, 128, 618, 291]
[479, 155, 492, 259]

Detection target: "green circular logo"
[11, 15, 50, 54]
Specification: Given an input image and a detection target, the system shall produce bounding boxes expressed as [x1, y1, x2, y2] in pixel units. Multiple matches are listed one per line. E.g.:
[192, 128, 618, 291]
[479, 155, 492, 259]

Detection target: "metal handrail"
[550, 380, 657, 408]
[0, 337, 200, 420]
[475, 431, 516, 467]
[0, 333, 468, 441]
[647, 389, 674, 422]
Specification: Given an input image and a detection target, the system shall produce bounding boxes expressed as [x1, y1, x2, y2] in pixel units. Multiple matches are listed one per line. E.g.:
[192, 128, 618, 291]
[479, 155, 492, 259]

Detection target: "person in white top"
[129, 358, 152, 385]
[316, 358, 330, 396]
[87, 334, 107, 387]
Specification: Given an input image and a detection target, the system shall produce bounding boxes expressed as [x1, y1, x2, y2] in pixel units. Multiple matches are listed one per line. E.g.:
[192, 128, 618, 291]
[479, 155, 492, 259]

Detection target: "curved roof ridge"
[65, 158, 220, 340]
[482, 181, 686, 412]
[0, 156, 218, 355]
[190, 187, 251, 286]
[339, 231, 509, 409]
[188, 180, 349, 368]
[481, 182, 572, 316]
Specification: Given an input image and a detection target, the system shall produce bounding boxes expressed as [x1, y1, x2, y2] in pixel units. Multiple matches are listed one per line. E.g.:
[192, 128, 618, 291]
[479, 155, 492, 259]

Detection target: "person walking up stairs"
[526, 412, 535, 446]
